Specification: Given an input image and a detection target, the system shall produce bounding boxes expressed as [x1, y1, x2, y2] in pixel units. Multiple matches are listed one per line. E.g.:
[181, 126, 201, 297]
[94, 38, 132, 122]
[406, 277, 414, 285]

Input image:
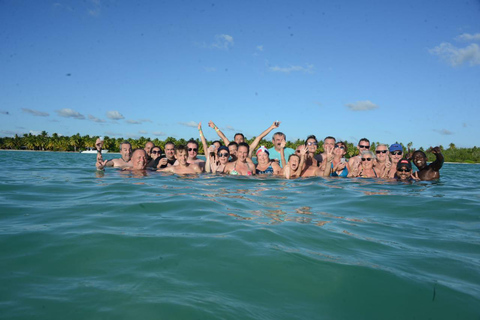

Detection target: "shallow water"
[1, 151, 479, 319]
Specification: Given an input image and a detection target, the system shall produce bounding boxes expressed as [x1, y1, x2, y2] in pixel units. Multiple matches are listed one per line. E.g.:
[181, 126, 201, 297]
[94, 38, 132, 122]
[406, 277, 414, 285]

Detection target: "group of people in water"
[95, 121, 444, 181]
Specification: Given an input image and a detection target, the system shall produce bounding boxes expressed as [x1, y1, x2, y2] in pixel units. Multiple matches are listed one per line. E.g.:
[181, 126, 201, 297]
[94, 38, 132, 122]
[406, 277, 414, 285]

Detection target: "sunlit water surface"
[1, 151, 479, 319]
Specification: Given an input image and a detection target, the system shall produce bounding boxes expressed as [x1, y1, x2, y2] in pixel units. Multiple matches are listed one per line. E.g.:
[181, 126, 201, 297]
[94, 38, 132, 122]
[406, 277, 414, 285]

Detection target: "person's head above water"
[130, 149, 147, 170]
[396, 159, 412, 180]
[217, 146, 230, 165]
[175, 145, 189, 165]
[144, 141, 154, 157]
[237, 142, 249, 162]
[234, 133, 245, 144]
[256, 146, 270, 164]
[272, 132, 287, 151]
[164, 142, 175, 160]
[228, 141, 238, 157]
[186, 140, 199, 160]
[323, 136, 336, 151]
[120, 141, 132, 162]
[412, 150, 428, 169]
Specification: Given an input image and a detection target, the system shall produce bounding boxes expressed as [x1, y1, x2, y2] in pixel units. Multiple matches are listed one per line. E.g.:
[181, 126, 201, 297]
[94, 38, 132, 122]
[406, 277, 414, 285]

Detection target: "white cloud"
[224, 125, 236, 131]
[55, 108, 85, 119]
[456, 33, 480, 42]
[88, 114, 105, 123]
[430, 43, 480, 66]
[106, 111, 125, 120]
[138, 130, 148, 134]
[345, 100, 379, 111]
[179, 121, 198, 128]
[434, 129, 454, 135]
[152, 131, 166, 136]
[126, 120, 142, 124]
[29, 130, 42, 135]
[139, 118, 152, 123]
[104, 131, 122, 137]
[269, 64, 314, 74]
[212, 34, 234, 50]
[22, 108, 49, 117]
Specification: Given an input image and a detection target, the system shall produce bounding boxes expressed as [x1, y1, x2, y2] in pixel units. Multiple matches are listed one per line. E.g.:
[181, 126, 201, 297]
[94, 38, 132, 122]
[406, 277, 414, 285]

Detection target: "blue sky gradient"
[1, 0, 479, 148]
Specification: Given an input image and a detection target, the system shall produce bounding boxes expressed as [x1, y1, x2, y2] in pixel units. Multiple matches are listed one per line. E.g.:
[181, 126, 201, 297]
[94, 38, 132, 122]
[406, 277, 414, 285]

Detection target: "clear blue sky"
[1, 0, 479, 148]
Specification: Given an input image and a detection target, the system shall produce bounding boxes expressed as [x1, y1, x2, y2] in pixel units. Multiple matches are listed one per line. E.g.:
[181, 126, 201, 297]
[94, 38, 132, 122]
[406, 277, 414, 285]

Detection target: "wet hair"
[238, 142, 250, 153]
[212, 140, 223, 147]
[324, 136, 336, 142]
[273, 132, 286, 140]
[175, 145, 187, 154]
[234, 133, 245, 141]
[132, 148, 147, 157]
[358, 138, 370, 145]
[186, 139, 198, 148]
[228, 141, 238, 148]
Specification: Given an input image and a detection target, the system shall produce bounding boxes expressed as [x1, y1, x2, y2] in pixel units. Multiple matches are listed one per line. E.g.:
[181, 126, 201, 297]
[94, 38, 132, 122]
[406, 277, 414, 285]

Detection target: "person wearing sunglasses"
[255, 146, 282, 175]
[349, 150, 377, 178]
[373, 143, 391, 178]
[348, 138, 371, 172]
[300, 135, 321, 177]
[331, 142, 349, 177]
[387, 143, 404, 178]
[184, 139, 205, 172]
[146, 146, 163, 169]
[394, 159, 416, 182]
[205, 145, 230, 173]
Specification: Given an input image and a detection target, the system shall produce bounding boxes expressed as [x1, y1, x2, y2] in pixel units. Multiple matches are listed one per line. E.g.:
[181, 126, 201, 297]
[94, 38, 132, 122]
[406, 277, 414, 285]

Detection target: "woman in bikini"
[349, 150, 377, 178]
[225, 142, 255, 176]
[331, 141, 349, 177]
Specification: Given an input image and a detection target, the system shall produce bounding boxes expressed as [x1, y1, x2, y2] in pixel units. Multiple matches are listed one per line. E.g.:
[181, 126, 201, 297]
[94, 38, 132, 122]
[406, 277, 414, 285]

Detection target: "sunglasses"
[188, 148, 198, 152]
[218, 153, 229, 157]
[359, 145, 370, 149]
[307, 142, 317, 146]
[376, 150, 387, 154]
[398, 168, 411, 172]
[335, 145, 345, 149]
[361, 158, 372, 161]
[151, 151, 161, 154]
[391, 151, 403, 156]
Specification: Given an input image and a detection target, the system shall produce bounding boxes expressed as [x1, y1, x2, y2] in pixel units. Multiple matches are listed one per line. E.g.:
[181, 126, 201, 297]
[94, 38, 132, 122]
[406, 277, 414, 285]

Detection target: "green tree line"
[1, 132, 479, 163]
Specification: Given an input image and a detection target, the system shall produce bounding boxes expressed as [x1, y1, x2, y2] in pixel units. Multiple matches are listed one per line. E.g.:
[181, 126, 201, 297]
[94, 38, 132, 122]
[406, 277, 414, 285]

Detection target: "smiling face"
[396, 166, 411, 180]
[144, 142, 154, 157]
[375, 145, 388, 163]
[175, 149, 188, 165]
[150, 147, 161, 160]
[306, 138, 318, 154]
[165, 143, 175, 159]
[237, 145, 248, 162]
[228, 144, 238, 157]
[390, 150, 403, 163]
[187, 142, 198, 160]
[324, 138, 336, 151]
[131, 149, 147, 170]
[257, 151, 270, 165]
[361, 152, 374, 169]
[120, 143, 132, 162]
[413, 151, 427, 169]
[218, 150, 230, 165]
[234, 134, 244, 144]
[357, 140, 370, 153]
[334, 143, 346, 157]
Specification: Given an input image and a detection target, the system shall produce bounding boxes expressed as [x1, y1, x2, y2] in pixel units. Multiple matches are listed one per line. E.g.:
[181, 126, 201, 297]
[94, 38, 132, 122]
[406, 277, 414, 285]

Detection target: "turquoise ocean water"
[1, 151, 479, 319]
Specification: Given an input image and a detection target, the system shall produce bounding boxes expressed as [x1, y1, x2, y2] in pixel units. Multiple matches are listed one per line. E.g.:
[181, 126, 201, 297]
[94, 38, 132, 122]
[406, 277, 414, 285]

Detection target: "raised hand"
[325, 145, 334, 162]
[198, 122, 202, 131]
[208, 121, 216, 129]
[272, 121, 281, 128]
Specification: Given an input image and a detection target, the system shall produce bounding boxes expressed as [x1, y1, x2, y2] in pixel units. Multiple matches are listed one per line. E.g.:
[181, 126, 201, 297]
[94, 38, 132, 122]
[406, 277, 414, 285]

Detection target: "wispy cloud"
[152, 131, 166, 136]
[88, 0, 101, 16]
[212, 34, 234, 49]
[55, 108, 85, 119]
[105, 131, 122, 137]
[138, 130, 148, 135]
[22, 108, 49, 117]
[224, 125, 236, 131]
[88, 114, 105, 123]
[29, 130, 42, 135]
[430, 42, 480, 66]
[1, 130, 19, 136]
[269, 64, 314, 74]
[257, 45, 264, 52]
[345, 100, 379, 111]
[126, 120, 142, 124]
[179, 121, 198, 128]
[434, 129, 454, 135]
[0, 110, 10, 115]
[139, 118, 152, 123]
[204, 67, 217, 72]
[106, 111, 125, 120]
[456, 33, 480, 42]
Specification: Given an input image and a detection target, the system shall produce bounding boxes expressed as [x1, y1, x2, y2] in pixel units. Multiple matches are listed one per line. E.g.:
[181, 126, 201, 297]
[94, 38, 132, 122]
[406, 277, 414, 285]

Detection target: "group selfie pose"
[95, 121, 444, 181]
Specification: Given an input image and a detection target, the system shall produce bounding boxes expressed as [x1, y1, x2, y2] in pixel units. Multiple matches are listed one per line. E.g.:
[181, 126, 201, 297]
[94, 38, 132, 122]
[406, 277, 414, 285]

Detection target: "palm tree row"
[0, 132, 478, 163]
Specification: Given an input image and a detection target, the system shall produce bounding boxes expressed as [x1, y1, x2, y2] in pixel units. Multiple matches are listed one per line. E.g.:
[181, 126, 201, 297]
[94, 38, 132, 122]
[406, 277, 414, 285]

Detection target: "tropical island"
[1, 131, 479, 163]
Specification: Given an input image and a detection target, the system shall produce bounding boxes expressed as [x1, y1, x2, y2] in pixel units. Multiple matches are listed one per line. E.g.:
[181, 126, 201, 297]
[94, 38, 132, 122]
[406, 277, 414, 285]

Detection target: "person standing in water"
[410, 147, 444, 181]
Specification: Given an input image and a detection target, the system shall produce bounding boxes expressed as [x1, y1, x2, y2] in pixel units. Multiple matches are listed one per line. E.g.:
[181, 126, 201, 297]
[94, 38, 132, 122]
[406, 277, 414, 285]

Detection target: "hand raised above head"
[272, 121, 281, 128]
[280, 139, 286, 149]
[430, 146, 441, 154]
[208, 121, 215, 128]
[198, 122, 202, 130]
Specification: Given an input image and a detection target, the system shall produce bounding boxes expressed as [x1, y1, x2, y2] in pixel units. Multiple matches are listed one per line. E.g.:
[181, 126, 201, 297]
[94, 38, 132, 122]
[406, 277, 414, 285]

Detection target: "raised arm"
[198, 122, 208, 157]
[208, 121, 230, 146]
[248, 121, 280, 158]
[429, 146, 444, 171]
[280, 140, 287, 169]
[319, 145, 334, 177]
[205, 145, 216, 173]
